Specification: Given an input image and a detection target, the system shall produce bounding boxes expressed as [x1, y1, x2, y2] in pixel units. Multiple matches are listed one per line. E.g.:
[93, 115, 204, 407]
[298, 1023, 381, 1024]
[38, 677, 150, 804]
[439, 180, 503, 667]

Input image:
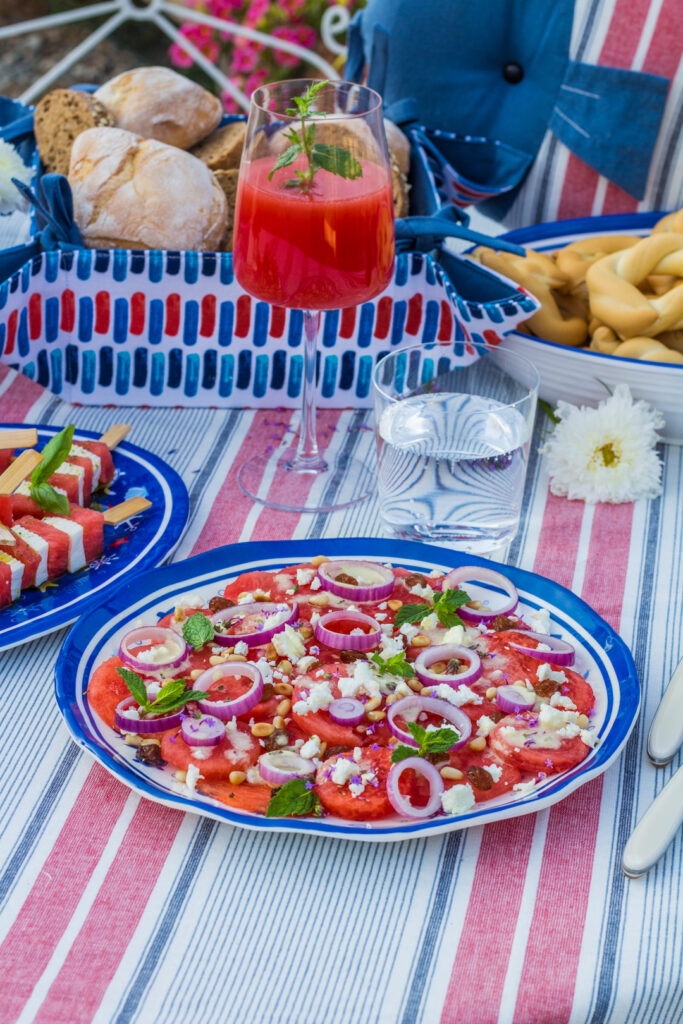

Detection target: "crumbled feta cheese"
[441, 783, 475, 815]
[381, 623, 394, 634]
[410, 582, 434, 600]
[297, 568, 315, 586]
[189, 746, 212, 760]
[580, 729, 598, 748]
[331, 758, 357, 786]
[121, 707, 140, 720]
[380, 634, 404, 659]
[549, 691, 577, 710]
[350, 628, 365, 636]
[300, 735, 322, 759]
[310, 612, 321, 626]
[536, 663, 567, 684]
[185, 764, 202, 792]
[477, 715, 496, 737]
[378, 602, 388, 611]
[339, 660, 381, 700]
[399, 623, 419, 643]
[558, 723, 582, 739]
[136, 643, 181, 665]
[490, 669, 503, 679]
[224, 717, 237, 733]
[513, 779, 537, 797]
[428, 683, 483, 707]
[529, 607, 551, 634]
[394, 682, 414, 698]
[233, 640, 249, 657]
[442, 624, 466, 646]
[254, 658, 273, 685]
[293, 679, 334, 714]
[247, 765, 265, 784]
[272, 624, 306, 662]
[310, 577, 322, 591]
[483, 763, 503, 783]
[538, 703, 579, 730]
[375, 612, 387, 621]
[297, 655, 318, 673]
[535, 642, 552, 652]
[353, 746, 362, 763]
[349, 781, 365, 798]
[420, 612, 438, 632]
[500, 725, 520, 739]
[175, 591, 206, 611]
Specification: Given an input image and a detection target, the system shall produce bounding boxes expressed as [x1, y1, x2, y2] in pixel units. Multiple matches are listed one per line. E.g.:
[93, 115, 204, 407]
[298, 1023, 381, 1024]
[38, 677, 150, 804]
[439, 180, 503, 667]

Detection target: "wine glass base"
[237, 450, 375, 513]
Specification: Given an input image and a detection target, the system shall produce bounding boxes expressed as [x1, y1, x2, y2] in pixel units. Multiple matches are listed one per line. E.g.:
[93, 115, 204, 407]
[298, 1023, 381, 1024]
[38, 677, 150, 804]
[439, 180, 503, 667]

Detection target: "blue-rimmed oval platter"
[1, 423, 189, 651]
[55, 538, 639, 842]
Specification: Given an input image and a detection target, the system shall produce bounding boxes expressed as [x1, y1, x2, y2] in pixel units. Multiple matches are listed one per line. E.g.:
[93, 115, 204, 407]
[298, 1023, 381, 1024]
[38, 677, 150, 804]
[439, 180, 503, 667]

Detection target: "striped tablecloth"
[1, 360, 682, 1024]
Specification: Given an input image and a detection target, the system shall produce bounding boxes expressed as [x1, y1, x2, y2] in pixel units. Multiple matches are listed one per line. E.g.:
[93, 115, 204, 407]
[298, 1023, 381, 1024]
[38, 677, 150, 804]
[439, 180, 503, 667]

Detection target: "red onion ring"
[119, 626, 188, 673]
[181, 713, 225, 747]
[258, 751, 316, 786]
[387, 757, 444, 818]
[211, 602, 297, 648]
[507, 630, 575, 666]
[192, 662, 264, 720]
[317, 560, 395, 603]
[114, 695, 183, 734]
[328, 697, 366, 726]
[414, 644, 482, 688]
[315, 609, 381, 651]
[442, 566, 518, 623]
[387, 695, 471, 749]
[495, 685, 536, 714]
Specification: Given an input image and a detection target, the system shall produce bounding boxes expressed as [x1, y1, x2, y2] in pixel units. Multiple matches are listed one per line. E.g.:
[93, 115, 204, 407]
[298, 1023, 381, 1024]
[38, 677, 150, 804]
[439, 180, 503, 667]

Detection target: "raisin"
[325, 745, 352, 759]
[405, 573, 428, 587]
[466, 765, 494, 790]
[490, 615, 520, 632]
[339, 650, 367, 664]
[423, 751, 449, 766]
[534, 679, 560, 699]
[336, 572, 359, 586]
[261, 683, 275, 702]
[209, 595, 236, 613]
[488, 711, 505, 723]
[262, 728, 290, 752]
[135, 744, 164, 767]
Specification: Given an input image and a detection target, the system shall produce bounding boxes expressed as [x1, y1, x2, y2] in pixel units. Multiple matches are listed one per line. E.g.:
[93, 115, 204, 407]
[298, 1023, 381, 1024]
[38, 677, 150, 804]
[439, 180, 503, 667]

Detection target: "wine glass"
[232, 79, 395, 513]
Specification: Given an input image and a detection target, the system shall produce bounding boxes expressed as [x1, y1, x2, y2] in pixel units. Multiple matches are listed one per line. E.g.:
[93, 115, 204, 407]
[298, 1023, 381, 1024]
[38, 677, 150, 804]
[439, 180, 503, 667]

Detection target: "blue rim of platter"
[1, 424, 189, 651]
[55, 538, 640, 842]
[499, 211, 683, 371]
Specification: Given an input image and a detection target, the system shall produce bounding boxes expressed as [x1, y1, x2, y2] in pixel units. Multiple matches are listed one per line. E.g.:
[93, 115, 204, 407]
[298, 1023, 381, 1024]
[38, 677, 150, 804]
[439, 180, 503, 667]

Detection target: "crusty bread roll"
[384, 118, 410, 175]
[68, 127, 227, 252]
[94, 67, 222, 150]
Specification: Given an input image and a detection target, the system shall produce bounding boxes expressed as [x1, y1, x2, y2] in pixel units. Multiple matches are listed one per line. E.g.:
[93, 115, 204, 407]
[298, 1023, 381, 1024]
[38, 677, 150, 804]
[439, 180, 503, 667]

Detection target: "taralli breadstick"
[589, 326, 620, 353]
[611, 337, 683, 363]
[102, 496, 152, 525]
[0, 524, 15, 545]
[652, 210, 683, 234]
[554, 235, 641, 290]
[0, 429, 38, 450]
[99, 424, 131, 449]
[0, 450, 42, 495]
[586, 233, 683, 339]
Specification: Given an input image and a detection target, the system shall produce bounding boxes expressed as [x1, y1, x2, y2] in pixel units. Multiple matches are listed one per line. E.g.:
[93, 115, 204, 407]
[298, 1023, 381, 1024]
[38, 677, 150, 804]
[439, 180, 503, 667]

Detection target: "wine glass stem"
[288, 310, 328, 474]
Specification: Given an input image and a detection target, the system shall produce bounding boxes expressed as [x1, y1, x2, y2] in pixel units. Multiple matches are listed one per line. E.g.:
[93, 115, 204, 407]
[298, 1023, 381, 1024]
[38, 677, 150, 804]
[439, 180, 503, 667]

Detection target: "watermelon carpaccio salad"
[86, 559, 600, 824]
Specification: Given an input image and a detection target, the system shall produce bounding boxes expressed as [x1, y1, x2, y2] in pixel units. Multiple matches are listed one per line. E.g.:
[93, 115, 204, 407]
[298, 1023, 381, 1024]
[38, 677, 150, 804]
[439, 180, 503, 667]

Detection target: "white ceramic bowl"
[497, 213, 683, 444]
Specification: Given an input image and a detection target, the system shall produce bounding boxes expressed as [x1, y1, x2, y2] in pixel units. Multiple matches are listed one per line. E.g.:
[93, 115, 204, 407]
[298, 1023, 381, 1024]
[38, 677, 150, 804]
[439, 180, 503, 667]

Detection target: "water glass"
[372, 342, 539, 555]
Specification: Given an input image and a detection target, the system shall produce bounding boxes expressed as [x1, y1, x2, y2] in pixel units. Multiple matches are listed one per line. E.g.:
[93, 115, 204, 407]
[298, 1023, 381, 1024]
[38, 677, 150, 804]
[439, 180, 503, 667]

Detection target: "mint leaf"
[311, 143, 362, 180]
[182, 612, 214, 650]
[29, 480, 69, 515]
[268, 143, 303, 180]
[31, 423, 74, 484]
[391, 744, 417, 764]
[394, 604, 431, 628]
[369, 651, 414, 679]
[148, 689, 209, 715]
[433, 588, 471, 628]
[116, 667, 149, 709]
[406, 721, 427, 746]
[422, 726, 459, 754]
[266, 778, 321, 818]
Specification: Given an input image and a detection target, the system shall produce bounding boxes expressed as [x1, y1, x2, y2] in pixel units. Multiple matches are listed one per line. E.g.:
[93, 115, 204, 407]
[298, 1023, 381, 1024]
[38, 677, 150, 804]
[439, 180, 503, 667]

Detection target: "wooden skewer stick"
[0, 450, 43, 495]
[0, 428, 38, 450]
[102, 496, 152, 526]
[0, 524, 15, 545]
[99, 424, 132, 450]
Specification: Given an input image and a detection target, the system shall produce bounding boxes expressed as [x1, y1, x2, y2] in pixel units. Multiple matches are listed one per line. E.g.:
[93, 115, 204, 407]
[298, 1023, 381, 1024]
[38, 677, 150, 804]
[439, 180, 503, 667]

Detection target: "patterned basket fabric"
[0, 247, 536, 407]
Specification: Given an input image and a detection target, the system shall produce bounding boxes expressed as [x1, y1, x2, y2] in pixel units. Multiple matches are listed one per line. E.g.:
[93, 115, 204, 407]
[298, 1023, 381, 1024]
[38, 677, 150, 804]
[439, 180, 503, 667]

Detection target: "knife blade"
[623, 763, 683, 877]
[648, 657, 683, 766]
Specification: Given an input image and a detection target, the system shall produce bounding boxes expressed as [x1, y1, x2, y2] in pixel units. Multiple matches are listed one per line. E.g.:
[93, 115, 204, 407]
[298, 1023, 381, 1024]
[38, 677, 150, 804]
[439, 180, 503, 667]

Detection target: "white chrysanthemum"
[540, 384, 664, 504]
[0, 139, 31, 214]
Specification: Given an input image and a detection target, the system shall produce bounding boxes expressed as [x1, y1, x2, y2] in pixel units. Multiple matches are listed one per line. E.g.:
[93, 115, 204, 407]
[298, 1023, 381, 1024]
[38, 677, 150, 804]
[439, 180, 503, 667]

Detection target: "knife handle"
[623, 764, 683, 877]
[648, 658, 683, 766]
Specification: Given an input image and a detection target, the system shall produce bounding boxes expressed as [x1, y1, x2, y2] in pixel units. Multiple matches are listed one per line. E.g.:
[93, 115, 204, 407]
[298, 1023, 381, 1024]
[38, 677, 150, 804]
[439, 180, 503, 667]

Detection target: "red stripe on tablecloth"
[33, 801, 182, 1024]
[0, 766, 130, 1024]
[439, 817, 537, 1024]
[512, 501, 634, 1024]
[247, 409, 344, 542]
[602, 0, 683, 215]
[189, 409, 295, 554]
[529, 492, 585, 590]
[557, 0, 652, 220]
[0, 363, 49, 420]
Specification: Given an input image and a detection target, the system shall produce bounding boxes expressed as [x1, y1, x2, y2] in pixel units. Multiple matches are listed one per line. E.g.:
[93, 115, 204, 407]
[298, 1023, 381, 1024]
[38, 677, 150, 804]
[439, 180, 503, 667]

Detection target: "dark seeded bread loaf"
[214, 168, 239, 252]
[34, 89, 115, 175]
[190, 121, 246, 172]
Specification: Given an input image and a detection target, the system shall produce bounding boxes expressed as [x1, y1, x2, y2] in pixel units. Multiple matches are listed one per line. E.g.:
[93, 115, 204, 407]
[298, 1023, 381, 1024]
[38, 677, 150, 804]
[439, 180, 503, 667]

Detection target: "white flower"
[0, 140, 31, 214]
[540, 385, 664, 504]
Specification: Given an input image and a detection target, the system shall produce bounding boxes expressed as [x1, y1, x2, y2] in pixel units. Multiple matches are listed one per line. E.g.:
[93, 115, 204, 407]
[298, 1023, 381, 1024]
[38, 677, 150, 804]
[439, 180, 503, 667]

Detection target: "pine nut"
[172, 606, 186, 622]
[274, 681, 293, 696]
[124, 733, 156, 747]
[276, 698, 292, 716]
[486, 687, 497, 701]
[385, 693, 402, 704]
[311, 555, 329, 567]
[278, 659, 293, 675]
[468, 737, 487, 752]
[387, 599, 403, 612]
[174, 769, 187, 782]
[420, 686, 434, 696]
[440, 766, 464, 780]
[319, 741, 327, 755]
[228, 654, 247, 662]
[577, 713, 589, 729]
[251, 722, 275, 738]
[209, 654, 227, 666]
[265, 643, 277, 660]
[309, 593, 329, 606]
[238, 592, 251, 601]
[364, 696, 382, 713]
[367, 710, 386, 722]
[273, 715, 286, 729]
[229, 771, 246, 785]
[407, 677, 423, 692]
[412, 635, 430, 647]
[300, 625, 314, 640]
[190, 668, 204, 681]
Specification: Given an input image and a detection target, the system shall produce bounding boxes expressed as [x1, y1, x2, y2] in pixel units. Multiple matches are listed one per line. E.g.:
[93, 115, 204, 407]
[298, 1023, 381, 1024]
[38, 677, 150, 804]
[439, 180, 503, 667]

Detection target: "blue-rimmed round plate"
[498, 213, 683, 445]
[55, 538, 639, 841]
[1, 424, 189, 651]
